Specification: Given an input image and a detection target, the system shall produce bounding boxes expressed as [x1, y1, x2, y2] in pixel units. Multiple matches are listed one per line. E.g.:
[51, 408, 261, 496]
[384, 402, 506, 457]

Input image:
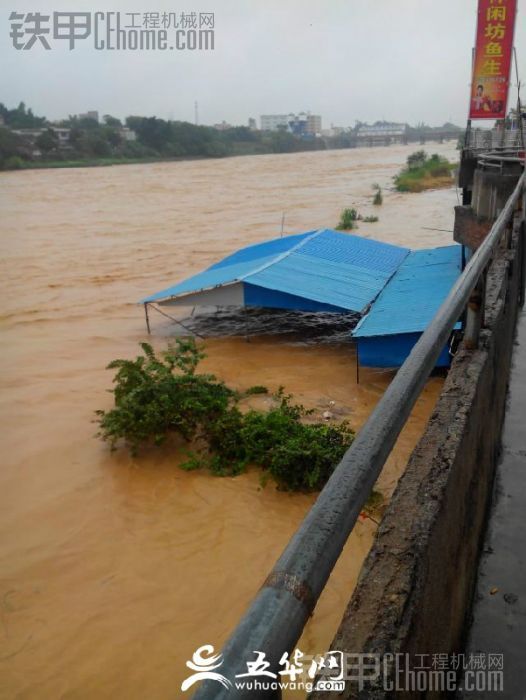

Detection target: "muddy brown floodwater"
[0, 143, 459, 699]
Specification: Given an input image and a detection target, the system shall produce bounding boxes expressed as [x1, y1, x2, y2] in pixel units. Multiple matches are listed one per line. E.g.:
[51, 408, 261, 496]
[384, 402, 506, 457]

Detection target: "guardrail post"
[465, 272, 485, 350]
[519, 185, 526, 307]
[506, 215, 514, 249]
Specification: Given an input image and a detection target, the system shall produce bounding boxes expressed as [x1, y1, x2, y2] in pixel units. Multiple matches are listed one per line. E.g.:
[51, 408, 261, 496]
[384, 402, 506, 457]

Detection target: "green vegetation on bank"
[394, 150, 455, 192]
[96, 340, 355, 492]
[0, 102, 464, 171]
[1, 155, 217, 171]
[0, 101, 46, 129]
[0, 102, 325, 171]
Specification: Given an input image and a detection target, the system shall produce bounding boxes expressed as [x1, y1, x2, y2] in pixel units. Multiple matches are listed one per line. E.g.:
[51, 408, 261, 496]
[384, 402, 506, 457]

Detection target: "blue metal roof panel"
[353, 245, 462, 337]
[248, 254, 397, 312]
[208, 231, 315, 270]
[301, 229, 409, 273]
[245, 230, 409, 312]
[141, 230, 320, 303]
[141, 254, 279, 302]
[140, 228, 410, 311]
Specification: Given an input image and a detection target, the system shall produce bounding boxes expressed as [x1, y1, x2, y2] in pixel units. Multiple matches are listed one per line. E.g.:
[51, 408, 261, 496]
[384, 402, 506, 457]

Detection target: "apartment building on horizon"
[260, 112, 322, 136]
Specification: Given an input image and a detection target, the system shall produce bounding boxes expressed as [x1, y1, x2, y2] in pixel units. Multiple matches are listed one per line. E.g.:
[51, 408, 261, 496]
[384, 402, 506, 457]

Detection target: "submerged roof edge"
[140, 279, 241, 305]
[139, 229, 325, 304]
[139, 230, 413, 308]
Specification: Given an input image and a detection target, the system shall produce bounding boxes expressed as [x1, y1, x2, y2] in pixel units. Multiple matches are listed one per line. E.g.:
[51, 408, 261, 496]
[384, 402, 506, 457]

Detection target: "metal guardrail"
[193, 171, 525, 699]
[466, 127, 524, 151]
[478, 153, 525, 168]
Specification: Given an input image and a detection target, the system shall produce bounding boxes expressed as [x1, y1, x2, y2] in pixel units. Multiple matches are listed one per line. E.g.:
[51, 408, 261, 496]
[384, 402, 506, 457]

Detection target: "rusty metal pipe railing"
[193, 171, 525, 700]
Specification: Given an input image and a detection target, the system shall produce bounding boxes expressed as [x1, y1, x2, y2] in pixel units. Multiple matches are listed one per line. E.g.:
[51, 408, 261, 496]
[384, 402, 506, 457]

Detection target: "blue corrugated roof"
[208, 231, 315, 270]
[141, 229, 410, 313]
[141, 255, 278, 302]
[353, 245, 462, 338]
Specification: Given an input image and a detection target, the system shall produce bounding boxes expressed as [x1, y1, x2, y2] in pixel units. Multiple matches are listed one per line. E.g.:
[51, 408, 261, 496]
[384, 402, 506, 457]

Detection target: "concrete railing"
[193, 171, 525, 700]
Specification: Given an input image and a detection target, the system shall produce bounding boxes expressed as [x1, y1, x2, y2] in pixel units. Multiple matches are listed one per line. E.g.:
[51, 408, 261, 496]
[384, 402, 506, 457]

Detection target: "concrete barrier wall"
[312, 224, 523, 699]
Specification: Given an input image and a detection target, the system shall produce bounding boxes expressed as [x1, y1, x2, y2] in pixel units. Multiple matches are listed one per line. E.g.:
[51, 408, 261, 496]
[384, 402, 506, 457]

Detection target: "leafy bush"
[372, 184, 383, 206]
[3, 155, 24, 170]
[336, 207, 359, 230]
[96, 340, 234, 452]
[336, 208, 379, 228]
[0, 127, 32, 169]
[406, 150, 427, 170]
[394, 151, 454, 192]
[96, 341, 354, 491]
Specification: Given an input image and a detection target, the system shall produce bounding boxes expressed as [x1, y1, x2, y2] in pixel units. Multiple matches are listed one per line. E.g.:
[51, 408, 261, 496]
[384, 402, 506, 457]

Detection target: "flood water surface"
[0, 144, 458, 698]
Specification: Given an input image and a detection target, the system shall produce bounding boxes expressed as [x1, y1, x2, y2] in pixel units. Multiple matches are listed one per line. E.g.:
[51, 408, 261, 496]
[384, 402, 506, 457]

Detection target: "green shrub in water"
[372, 184, 383, 206]
[336, 207, 359, 230]
[96, 341, 355, 491]
[394, 151, 454, 192]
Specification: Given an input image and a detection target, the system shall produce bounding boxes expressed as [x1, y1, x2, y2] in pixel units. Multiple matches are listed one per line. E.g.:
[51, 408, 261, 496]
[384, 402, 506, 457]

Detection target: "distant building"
[119, 127, 137, 141]
[356, 122, 407, 144]
[10, 128, 44, 140]
[248, 117, 257, 130]
[11, 127, 43, 141]
[287, 112, 309, 136]
[213, 120, 232, 131]
[507, 107, 525, 131]
[260, 114, 289, 131]
[52, 127, 72, 147]
[306, 114, 322, 135]
[321, 125, 347, 138]
[10, 126, 72, 155]
[261, 112, 322, 136]
[10, 128, 45, 158]
[11, 126, 71, 149]
[78, 110, 99, 123]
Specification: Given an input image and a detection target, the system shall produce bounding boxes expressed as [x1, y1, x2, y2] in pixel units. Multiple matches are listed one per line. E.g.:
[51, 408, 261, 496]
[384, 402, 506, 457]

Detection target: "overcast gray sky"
[1, 0, 525, 127]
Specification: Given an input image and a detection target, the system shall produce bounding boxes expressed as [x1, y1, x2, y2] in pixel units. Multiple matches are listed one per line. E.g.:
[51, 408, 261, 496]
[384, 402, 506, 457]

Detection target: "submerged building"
[141, 229, 463, 369]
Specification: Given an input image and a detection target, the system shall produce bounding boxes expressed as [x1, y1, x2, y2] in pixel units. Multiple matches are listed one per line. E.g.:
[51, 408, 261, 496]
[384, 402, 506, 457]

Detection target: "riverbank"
[4, 154, 213, 171]
[1, 140, 460, 173]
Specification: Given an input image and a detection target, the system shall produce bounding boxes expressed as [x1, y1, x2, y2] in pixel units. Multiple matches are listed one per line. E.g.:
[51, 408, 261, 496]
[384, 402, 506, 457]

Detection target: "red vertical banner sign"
[469, 0, 517, 119]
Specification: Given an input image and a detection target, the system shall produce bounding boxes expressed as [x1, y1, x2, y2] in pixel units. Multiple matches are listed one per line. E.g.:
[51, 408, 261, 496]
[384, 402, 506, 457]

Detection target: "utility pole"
[194, 101, 199, 126]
